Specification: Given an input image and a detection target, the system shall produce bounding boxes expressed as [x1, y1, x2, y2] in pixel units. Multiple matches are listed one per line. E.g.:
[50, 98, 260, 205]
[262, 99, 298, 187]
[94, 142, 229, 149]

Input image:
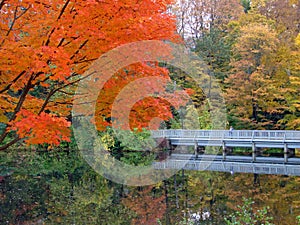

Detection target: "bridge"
[151, 129, 300, 176]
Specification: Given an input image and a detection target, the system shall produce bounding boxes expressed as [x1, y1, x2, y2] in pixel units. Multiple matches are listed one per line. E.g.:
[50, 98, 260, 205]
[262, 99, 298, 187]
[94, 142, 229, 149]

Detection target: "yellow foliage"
[0, 113, 8, 124]
[100, 133, 115, 151]
[295, 33, 300, 48]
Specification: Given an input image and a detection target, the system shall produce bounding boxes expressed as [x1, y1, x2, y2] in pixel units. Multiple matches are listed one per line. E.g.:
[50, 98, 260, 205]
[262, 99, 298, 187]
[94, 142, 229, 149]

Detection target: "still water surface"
[1, 149, 299, 224]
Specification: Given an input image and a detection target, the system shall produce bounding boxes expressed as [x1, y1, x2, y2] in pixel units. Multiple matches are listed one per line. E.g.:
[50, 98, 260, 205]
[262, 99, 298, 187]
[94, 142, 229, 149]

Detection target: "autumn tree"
[94, 62, 192, 132]
[258, 0, 300, 39]
[0, 0, 181, 150]
[225, 4, 300, 129]
[224, 11, 282, 128]
[256, 0, 300, 129]
[171, 0, 299, 130]
[274, 34, 300, 130]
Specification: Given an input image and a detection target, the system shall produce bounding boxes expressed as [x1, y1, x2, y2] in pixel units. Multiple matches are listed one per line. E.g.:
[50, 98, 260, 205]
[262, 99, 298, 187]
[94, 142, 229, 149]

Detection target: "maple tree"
[0, 0, 182, 150]
[94, 62, 192, 132]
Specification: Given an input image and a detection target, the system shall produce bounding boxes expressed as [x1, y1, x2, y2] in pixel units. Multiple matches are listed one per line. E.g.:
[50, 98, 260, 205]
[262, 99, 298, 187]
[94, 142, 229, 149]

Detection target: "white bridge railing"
[151, 130, 300, 141]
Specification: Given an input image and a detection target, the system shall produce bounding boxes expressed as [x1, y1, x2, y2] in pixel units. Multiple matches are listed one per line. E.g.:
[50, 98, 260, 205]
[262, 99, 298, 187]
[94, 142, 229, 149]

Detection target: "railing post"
[284, 143, 288, 163]
[251, 130, 255, 142]
[194, 141, 198, 159]
[252, 142, 256, 162]
[222, 141, 226, 160]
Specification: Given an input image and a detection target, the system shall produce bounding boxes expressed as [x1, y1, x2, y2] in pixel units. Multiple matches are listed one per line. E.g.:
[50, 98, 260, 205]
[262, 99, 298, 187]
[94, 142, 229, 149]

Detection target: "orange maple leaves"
[0, 0, 182, 149]
[10, 109, 71, 146]
[94, 62, 192, 131]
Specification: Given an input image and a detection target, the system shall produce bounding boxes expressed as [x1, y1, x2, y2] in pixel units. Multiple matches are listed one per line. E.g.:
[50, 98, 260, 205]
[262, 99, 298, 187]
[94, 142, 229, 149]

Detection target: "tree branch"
[0, 137, 20, 151]
[0, 0, 6, 11]
[0, 70, 26, 94]
[70, 39, 88, 60]
[57, 0, 70, 20]
[1, 5, 30, 46]
[44, 27, 56, 46]
[0, 74, 34, 144]
[37, 71, 96, 114]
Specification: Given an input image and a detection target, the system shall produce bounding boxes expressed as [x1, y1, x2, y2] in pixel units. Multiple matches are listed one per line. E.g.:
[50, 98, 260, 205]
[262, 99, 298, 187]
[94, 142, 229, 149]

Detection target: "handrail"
[151, 129, 300, 140]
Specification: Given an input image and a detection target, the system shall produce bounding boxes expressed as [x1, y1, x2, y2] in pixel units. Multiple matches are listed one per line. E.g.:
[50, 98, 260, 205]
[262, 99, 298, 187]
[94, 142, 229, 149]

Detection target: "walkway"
[151, 129, 300, 175]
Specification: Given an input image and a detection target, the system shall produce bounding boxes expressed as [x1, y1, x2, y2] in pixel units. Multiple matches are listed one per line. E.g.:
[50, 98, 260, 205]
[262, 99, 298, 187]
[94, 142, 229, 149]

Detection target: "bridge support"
[284, 144, 288, 163]
[283, 144, 295, 163]
[222, 141, 226, 160]
[194, 141, 205, 159]
[157, 138, 174, 156]
[194, 141, 198, 159]
[167, 139, 175, 156]
[252, 143, 256, 162]
[165, 138, 170, 150]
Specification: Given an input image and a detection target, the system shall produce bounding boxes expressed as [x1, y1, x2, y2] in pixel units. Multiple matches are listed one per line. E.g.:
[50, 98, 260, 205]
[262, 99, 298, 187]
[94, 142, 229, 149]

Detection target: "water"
[1, 149, 299, 224]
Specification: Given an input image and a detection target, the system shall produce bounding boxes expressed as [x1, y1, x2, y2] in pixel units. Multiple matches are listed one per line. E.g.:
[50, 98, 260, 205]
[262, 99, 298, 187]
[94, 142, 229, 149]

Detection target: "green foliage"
[120, 150, 156, 166]
[116, 128, 156, 151]
[224, 198, 274, 225]
[198, 104, 213, 130]
[195, 28, 232, 81]
[297, 215, 300, 225]
[100, 128, 157, 166]
[183, 105, 199, 129]
[241, 0, 251, 13]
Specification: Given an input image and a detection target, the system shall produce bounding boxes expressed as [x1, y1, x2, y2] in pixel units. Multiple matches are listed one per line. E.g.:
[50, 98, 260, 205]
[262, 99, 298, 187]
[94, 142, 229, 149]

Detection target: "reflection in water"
[0, 149, 300, 224]
[189, 211, 211, 223]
